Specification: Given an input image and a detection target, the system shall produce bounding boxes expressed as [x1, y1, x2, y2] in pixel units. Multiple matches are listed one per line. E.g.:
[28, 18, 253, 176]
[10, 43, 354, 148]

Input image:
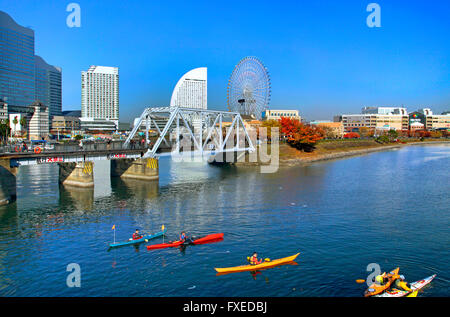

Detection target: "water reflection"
[59, 185, 94, 211]
[112, 178, 159, 201]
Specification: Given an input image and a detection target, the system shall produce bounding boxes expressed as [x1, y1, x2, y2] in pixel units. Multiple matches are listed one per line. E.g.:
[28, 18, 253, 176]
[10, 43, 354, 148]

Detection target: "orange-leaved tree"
[279, 117, 324, 152]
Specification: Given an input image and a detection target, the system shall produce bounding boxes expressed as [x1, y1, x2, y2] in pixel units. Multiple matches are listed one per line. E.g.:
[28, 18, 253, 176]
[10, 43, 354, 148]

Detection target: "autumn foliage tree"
[279, 117, 324, 152]
[343, 132, 360, 139]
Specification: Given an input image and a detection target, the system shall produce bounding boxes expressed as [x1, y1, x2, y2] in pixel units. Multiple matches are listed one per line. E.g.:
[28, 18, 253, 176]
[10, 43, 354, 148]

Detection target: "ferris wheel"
[227, 56, 271, 120]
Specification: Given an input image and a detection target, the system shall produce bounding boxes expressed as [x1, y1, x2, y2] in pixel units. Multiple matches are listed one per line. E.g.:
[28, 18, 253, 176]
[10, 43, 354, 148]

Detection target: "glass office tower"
[0, 11, 62, 117]
[0, 10, 35, 107]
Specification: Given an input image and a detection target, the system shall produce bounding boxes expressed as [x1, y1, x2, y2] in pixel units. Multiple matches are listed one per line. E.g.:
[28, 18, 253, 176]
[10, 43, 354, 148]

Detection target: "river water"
[0, 144, 448, 297]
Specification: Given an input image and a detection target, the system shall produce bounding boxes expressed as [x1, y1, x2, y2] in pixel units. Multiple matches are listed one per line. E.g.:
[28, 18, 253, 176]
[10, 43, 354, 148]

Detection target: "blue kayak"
[108, 229, 166, 248]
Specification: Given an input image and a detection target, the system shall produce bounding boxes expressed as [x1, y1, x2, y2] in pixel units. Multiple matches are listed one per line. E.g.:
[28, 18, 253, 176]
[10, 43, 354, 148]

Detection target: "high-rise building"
[170, 67, 207, 109]
[81, 66, 119, 127]
[35, 55, 62, 117]
[0, 11, 35, 107]
[0, 11, 62, 117]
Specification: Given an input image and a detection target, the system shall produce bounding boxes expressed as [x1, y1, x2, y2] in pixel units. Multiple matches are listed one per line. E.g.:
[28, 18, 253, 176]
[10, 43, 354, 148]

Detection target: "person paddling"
[375, 274, 387, 286]
[249, 252, 263, 265]
[132, 229, 143, 240]
[180, 231, 188, 242]
[393, 275, 412, 292]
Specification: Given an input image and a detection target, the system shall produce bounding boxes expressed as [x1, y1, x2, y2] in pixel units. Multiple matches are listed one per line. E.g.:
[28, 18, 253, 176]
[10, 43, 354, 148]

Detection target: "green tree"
[12, 116, 18, 136]
[0, 119, 10, 143]
[388, 129, 399, 141]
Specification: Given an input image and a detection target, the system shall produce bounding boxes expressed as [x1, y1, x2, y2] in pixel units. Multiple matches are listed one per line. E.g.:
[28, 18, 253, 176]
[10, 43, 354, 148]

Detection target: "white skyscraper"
[170, 67, 207, 109]
[81, 66, 119, 127]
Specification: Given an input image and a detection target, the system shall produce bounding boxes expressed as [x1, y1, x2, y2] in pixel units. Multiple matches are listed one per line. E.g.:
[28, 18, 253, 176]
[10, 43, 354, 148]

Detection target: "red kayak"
[146, 240, 184, 250]
[146, 233, 224, 250]
[192, 233, 224, 245]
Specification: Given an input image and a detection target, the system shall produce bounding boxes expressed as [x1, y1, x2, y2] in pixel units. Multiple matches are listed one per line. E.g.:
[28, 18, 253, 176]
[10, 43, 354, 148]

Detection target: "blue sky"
[1, 0, 449, 122]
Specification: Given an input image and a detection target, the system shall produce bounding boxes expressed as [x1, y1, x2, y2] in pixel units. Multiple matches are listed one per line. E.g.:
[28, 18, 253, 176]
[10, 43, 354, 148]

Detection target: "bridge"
[0, 106, 255, 206]
[125, 106, 255, 159]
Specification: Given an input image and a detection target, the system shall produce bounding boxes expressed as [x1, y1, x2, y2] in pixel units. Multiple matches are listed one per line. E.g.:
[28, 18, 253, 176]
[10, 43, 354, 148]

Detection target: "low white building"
[262, 109, 301, 121]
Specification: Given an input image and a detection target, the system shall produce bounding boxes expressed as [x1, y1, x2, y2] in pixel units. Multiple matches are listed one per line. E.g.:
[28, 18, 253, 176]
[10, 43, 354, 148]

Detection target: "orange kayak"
[364, 267, 400, 297]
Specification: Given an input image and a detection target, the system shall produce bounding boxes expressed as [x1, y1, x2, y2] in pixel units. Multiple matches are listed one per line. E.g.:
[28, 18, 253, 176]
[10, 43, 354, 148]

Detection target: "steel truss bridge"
[124, 106, 255, 160]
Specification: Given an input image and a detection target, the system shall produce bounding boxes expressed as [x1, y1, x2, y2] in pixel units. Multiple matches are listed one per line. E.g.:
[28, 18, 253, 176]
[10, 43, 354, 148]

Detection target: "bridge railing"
[0, 141, 148, 155]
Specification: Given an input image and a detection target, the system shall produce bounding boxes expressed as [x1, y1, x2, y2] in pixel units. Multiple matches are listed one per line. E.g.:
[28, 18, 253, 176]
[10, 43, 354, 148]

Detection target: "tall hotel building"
[0, 11, 62, 117]
[170, 67, 207, 110]
[81, 66, 119, 128]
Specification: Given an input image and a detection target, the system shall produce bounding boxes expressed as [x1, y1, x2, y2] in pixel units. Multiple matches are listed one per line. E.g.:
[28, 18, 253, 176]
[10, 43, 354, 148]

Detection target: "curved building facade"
[170, 67, 207, 110]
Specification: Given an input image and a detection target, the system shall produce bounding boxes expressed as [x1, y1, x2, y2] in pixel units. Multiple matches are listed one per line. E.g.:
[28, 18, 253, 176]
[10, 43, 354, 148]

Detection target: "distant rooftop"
[62, 110, 81, 117]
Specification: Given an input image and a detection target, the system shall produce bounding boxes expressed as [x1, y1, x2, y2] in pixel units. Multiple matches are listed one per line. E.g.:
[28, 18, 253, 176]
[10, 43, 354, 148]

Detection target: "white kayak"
[375, 274, 436, 297]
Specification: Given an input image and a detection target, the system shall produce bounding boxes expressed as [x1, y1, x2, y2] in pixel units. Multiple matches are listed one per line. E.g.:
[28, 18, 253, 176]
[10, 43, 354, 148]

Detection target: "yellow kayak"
[214, 252, 300, 274]
[407, 290, 418, 297]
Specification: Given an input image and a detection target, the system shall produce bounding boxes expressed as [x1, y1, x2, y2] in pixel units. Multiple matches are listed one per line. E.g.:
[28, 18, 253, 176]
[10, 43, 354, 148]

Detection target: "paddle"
[356, 279, 366, 284]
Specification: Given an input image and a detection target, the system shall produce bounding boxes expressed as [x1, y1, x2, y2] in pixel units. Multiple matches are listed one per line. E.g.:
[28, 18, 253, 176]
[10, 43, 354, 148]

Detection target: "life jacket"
[132, 233, 142, 240]
[180, 234, 186, 241]
[250, 256, 260, 265]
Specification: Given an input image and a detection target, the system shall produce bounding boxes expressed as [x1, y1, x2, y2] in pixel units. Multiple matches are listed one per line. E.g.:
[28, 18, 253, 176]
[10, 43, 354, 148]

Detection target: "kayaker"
[394, 275, 412, 292]
[249, 252, 263, 265]
[375, 274, 387, 286]
[132, 229, 143, 240]
[180, 231, 188, 242]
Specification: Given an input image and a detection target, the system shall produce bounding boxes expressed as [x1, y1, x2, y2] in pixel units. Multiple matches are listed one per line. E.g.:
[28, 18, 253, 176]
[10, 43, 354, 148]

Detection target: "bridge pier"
[0, 159, 17, 206]
[110, 158, 159, 181]
[58, 161, 94, 188]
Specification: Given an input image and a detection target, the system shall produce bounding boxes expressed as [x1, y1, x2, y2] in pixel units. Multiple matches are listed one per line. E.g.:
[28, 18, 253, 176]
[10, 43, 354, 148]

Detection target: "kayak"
[147, 233, 224, 250]
[214, 252, 300, 274]
[147, 240, 184, 250]
[375, 274, 436, 297]
[109, 229, 166, 248]
[407, 290, 418, 297]
[191, 233, 224, 245]
[364, 268, 400, 297]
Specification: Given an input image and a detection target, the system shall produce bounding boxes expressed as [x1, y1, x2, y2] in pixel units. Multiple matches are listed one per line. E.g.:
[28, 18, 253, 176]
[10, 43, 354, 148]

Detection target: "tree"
[359, 127, 374, 138]
[19, 117, 27, 138]
[0, 119, 10, 144]
[429, 130, 442, 138]
[260, 119, 281, 141]
[343, 132, 360, 139]
[387, 129, 399, 141]
[12, 116, 18, 136]
[279, 117, 324, 152]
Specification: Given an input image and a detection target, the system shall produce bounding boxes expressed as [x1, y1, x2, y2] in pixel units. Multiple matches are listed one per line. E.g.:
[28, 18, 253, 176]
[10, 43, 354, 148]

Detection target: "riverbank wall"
[233, 140, 450, 168]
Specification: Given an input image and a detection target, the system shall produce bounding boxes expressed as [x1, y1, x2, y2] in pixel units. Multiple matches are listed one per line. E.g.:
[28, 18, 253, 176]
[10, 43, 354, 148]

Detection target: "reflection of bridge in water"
[0, 107, 255, 206]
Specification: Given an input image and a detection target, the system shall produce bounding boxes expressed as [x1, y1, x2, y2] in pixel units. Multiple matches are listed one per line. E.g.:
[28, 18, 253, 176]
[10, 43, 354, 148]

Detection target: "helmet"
[399, 275, 405, 280]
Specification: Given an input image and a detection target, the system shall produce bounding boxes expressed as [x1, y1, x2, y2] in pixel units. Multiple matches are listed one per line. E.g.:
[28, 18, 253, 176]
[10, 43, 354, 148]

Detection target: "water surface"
[0, 144, 448, 296]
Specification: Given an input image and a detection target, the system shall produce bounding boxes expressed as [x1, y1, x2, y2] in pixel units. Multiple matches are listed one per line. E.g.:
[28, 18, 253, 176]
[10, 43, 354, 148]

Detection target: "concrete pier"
[58, 161, 94, 188]
[110, 158, 159, 181]
[0, 159, 17, 206]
